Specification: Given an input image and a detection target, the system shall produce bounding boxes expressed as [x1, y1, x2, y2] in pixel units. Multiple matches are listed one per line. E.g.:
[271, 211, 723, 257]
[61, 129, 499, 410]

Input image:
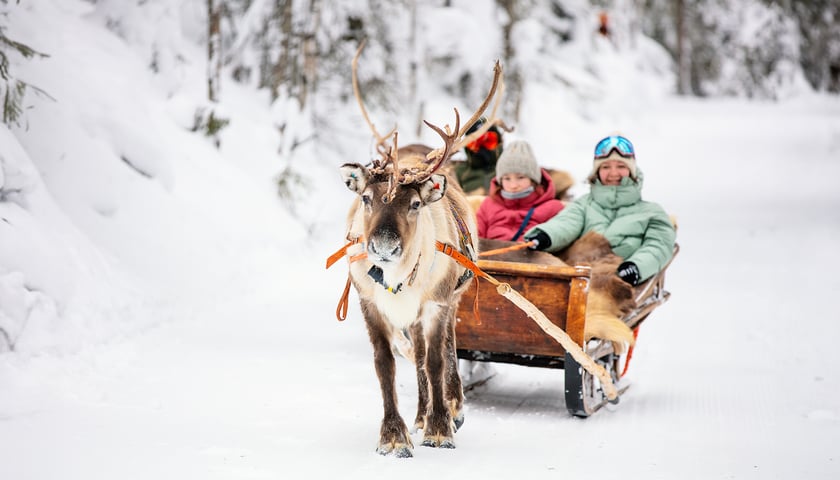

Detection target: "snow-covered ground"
[2, 1, 839, 479]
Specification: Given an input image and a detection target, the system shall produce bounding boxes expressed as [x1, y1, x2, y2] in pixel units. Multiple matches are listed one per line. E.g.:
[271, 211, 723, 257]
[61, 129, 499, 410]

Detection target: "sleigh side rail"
[623, 243, 679, 329]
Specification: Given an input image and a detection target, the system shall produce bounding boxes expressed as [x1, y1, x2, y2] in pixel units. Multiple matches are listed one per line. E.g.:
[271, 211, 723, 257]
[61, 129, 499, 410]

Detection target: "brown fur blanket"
[479, 232, 636, 349]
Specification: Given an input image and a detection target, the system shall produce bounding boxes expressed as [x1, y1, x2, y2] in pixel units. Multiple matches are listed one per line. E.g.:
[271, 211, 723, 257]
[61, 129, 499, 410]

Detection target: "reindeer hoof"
[394, 446, 413, 458]
[421, 435, 455, 449]
[376, 444, 413, 458]
[453, 412, 465, 432]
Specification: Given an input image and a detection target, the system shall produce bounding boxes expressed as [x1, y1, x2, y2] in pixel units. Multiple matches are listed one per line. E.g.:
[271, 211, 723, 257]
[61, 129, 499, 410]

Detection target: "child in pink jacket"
[476, 140, 564, 240]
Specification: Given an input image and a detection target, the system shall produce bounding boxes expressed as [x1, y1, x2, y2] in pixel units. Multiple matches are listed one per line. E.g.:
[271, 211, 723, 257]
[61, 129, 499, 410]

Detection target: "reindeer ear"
[419, 174, 447, 204]
[339, 163, 368, 194]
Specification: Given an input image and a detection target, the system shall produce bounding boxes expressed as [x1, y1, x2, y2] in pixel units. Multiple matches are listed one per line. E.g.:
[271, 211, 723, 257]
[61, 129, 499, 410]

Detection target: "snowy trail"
[3, 97, 840, 479]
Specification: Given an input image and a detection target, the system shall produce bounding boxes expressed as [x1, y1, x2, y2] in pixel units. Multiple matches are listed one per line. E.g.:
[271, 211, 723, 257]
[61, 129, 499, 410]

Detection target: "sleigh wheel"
[564, 339, 622, 418]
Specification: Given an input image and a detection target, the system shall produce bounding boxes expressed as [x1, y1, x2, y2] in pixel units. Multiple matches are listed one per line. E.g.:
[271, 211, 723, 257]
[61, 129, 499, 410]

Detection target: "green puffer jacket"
[525, 169, 675, 282]
[454, 161, 494, 194]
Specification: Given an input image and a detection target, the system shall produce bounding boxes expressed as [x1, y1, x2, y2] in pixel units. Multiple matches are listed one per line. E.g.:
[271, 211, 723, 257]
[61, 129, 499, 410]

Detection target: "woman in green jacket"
[524, 135, 675, 286]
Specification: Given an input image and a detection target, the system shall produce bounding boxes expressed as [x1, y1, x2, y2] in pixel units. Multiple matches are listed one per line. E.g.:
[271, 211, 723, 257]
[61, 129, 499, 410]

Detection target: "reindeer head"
[340, 160, 447, 263]
[342, 40, 507, 266]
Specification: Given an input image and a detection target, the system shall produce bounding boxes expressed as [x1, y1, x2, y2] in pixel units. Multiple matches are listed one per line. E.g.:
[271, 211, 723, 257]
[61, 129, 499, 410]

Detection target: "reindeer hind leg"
[444, 310, 465, 432]
[410, 322, 429, 433]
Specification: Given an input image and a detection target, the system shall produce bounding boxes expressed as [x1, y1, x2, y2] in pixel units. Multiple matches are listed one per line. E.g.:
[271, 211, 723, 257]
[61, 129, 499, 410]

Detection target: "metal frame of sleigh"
[455, 238, 679, 417]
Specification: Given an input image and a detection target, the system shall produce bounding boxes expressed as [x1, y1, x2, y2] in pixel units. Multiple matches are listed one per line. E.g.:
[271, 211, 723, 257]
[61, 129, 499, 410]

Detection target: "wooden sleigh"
[455, 239, 679, 417]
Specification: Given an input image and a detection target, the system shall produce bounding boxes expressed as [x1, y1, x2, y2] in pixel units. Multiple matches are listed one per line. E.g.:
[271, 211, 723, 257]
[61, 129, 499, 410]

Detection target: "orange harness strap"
[435, 241, 496, 285]
[326, 236, 362, 269]
[336, 276, 352, 321]
[435, 241, 499, 324]
[328, 238, 496, 322]
[478, 240, 537, 258]
[326, 236, 365, 321]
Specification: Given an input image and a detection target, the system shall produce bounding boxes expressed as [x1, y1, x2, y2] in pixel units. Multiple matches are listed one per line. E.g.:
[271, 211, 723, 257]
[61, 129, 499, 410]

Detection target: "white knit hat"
[495, 140, 541, 184]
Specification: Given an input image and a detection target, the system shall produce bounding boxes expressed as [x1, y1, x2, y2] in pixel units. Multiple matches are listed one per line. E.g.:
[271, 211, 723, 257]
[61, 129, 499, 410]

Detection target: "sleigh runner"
[455, 239, 678, 417]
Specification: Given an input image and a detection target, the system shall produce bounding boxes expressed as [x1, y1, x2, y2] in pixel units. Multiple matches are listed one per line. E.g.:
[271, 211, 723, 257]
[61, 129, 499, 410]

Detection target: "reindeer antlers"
[423, 60, 507, 179]
[352, 41, 507, 195]
[352, 40, 397, 165]
[457, 61, 505, 140]
[420, 110, 460, 180]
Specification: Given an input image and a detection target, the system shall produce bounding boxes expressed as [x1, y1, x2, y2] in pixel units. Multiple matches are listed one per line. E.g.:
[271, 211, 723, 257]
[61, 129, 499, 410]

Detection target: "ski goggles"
[593, 135, 635, 159]
[466, 130, 499, 152]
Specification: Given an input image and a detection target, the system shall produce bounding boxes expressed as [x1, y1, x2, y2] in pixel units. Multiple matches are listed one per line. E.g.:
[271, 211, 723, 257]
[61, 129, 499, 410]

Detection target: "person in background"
[598, 11, 610, 37]
[476, 140, 564, 241]
[524, 134, 675, 286]
[454, 117, 504, 195]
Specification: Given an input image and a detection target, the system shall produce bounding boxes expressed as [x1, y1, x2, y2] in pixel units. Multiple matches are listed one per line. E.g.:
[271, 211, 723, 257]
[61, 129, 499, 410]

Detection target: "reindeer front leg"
[420, 304, 456, 449]
[361, 301, 413, 457]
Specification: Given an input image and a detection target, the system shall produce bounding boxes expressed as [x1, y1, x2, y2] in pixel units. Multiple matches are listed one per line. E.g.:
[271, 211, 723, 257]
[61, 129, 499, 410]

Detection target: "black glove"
[524, 229, 551, 251]
[617, 261, 641, 286]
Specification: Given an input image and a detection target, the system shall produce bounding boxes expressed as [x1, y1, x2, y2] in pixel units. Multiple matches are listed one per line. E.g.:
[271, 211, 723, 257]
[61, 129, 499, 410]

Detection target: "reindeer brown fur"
[338, 42, 505, 457]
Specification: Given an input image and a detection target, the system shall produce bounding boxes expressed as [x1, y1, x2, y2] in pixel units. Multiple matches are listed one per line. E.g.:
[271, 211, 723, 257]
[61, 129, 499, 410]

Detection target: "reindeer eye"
[410, 200, 422, 211]
[362, 194, 372, 206]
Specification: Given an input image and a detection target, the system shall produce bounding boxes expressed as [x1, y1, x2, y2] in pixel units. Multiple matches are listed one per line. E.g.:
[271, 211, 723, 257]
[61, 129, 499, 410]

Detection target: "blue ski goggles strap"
[594, 135, 635, 159]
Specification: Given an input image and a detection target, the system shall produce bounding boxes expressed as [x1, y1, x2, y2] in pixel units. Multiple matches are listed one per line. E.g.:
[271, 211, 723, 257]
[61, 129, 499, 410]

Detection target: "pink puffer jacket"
[477, 168, 564, 241]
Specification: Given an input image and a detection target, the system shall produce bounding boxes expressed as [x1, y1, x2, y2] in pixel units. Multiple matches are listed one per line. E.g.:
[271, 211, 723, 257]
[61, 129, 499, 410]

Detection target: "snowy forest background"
[1, 0, 839, 477]
[2, 0, 839, 352]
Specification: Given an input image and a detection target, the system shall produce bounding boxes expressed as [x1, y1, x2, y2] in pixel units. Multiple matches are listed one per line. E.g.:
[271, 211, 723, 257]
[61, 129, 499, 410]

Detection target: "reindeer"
[337, 43, 506, 457]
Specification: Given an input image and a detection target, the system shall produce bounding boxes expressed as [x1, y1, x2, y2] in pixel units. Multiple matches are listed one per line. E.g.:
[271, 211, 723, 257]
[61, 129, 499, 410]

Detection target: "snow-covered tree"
[0, 3, 48, 127]
[773, 0, 840, 93]
[639, 0, 807, 98]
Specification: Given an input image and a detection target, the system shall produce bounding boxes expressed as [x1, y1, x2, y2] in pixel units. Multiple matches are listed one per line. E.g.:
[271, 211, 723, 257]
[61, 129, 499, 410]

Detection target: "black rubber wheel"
[564, 341, 621, 417]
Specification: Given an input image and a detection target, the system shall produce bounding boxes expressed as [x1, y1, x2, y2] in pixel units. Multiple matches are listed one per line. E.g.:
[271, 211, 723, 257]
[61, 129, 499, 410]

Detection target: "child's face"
[500, 173, 533, 193]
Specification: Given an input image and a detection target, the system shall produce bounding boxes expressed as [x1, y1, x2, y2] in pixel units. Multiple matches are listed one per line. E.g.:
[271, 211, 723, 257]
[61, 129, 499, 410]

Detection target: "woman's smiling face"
[598, 160, 631, 186]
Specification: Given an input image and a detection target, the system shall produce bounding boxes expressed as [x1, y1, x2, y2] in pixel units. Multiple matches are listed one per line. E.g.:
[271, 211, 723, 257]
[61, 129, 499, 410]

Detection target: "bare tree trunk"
[409, 0, 424, 137]
[498, 0, 522, 122]
[207, 0, 222, 102]
[675, 0, 689, 95]
[271, 0, 293, 101]
[409, 0, 417, 107]
[300, 0, 322, 109]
